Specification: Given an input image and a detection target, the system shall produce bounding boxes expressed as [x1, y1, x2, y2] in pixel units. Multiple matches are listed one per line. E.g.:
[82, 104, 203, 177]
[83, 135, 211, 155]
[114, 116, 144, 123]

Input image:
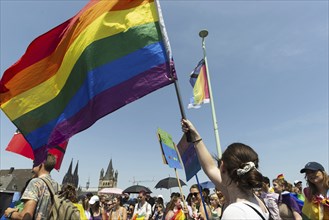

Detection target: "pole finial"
[199, 29, 208, 38]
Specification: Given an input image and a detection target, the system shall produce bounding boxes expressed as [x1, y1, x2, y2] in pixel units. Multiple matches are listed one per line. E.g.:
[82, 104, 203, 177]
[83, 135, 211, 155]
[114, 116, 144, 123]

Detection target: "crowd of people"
[2, 119, 328, 220]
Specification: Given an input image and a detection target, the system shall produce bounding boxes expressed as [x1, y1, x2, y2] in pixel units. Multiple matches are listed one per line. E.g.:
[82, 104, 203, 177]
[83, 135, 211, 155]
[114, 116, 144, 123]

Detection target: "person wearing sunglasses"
[189, 184, 211, 219]
[181, 119, 269, 219]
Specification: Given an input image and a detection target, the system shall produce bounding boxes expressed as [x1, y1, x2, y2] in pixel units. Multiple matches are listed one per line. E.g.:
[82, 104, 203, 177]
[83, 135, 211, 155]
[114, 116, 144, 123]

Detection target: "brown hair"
[273, 178, 288, 190]
[43, 154, 56, 172]
[218, 143, 263, 191]
[306, 170, 329, 198]
[166, 196, 180, 211]
[190, 184, 202, 192]
[59, 183, 78, 203]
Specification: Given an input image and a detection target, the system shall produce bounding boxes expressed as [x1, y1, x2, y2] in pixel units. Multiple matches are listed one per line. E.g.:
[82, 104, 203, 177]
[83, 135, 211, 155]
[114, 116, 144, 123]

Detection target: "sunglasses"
[191, 192, 199, 197]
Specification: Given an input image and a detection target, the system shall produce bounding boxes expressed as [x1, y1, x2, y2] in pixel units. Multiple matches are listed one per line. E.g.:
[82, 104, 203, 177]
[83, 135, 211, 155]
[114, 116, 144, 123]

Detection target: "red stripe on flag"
[6, 132, 68, 171]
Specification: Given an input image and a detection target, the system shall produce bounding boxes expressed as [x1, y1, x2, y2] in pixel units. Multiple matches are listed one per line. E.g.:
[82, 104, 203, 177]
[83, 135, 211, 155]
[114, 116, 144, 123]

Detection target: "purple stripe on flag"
[47, 62, 174, 146]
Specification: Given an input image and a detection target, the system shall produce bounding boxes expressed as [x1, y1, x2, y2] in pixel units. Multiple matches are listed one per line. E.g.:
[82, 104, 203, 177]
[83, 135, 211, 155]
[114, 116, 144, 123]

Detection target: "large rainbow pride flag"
[188, 59, 210, 109]
[0, 0, 176, 150]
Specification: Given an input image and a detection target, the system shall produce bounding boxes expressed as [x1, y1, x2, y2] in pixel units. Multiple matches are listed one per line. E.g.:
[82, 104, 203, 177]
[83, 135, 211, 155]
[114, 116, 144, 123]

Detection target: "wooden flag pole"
[199, 30, 222, 158]
[174, 168, 188, 211]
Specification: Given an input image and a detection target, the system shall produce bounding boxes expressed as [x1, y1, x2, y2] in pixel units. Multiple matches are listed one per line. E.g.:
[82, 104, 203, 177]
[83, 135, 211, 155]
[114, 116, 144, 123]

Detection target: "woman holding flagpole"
[181, 119, 269, 220]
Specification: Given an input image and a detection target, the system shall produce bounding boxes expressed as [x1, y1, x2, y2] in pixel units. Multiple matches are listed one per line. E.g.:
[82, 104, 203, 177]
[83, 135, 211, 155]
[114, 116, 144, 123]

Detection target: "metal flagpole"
[199, 30, 222, 157]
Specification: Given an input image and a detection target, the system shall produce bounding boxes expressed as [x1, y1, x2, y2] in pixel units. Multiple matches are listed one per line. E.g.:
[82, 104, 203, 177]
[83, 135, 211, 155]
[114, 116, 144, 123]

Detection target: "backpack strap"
[39, 177, 56, 198]
[243, 203, 266, 220]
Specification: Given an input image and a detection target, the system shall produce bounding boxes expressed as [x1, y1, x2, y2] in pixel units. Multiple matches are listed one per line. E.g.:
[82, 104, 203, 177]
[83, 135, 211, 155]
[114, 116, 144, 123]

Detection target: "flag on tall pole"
[0, 0, 176, 150]
[188, 59, 210, 109]
[199, 30, 222, 157]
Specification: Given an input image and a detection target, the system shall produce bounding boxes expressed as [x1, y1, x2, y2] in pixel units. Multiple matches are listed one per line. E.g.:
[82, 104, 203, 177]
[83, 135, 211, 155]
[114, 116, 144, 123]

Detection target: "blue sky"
[1, 1, 328, 201]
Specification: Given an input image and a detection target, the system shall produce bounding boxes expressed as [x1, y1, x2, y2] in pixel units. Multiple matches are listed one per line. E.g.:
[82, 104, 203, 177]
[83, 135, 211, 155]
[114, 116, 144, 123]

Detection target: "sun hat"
[89, 195, 100, 205]
[300, 162, 325, 173]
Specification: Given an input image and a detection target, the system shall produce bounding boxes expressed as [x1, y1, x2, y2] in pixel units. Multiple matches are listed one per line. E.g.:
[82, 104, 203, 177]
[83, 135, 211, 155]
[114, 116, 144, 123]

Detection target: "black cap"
[300, 162, 325, 173]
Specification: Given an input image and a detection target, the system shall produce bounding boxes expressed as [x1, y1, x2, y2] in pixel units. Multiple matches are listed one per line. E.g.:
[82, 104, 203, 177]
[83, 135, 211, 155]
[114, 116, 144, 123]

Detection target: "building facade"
[98, 159, 118, 190]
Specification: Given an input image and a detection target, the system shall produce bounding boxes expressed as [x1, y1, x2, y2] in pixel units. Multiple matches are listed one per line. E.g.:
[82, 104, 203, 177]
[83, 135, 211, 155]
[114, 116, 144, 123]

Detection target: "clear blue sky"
[1, 0, 328, 201]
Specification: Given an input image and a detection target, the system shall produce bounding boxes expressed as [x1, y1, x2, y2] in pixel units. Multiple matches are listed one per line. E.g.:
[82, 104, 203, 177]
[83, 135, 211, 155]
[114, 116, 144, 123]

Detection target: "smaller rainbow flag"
[188, 59, 210, 109]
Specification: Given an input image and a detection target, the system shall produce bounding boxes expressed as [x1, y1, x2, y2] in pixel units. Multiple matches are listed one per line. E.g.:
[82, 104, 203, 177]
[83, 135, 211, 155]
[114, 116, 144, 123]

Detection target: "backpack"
[40, 177, 81, 220]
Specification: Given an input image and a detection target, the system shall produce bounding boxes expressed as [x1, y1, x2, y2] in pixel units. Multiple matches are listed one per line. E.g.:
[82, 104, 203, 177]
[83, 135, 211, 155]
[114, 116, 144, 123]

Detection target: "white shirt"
[221, 201, 269, 220]
[134, 201, 152, 218]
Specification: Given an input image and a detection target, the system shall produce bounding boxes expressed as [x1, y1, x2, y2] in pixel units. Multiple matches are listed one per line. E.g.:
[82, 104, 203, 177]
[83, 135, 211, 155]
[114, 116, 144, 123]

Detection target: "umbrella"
[155, 177, 186, 189]
[200, 180, 215, 189]
[99, 187, 123, 195]
[122, 185, 152, 194]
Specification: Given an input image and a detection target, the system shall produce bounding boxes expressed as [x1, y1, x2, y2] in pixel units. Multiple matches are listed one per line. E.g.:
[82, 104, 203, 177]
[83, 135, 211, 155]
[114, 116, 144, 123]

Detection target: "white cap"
[294, 180, 302, 185]
[89, 195, 99, 205]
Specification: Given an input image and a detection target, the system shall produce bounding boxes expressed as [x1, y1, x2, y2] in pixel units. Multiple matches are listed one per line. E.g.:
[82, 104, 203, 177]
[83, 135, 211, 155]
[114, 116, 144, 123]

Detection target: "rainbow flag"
[0, 0, 176, 150]
[188, 59, 210, 109]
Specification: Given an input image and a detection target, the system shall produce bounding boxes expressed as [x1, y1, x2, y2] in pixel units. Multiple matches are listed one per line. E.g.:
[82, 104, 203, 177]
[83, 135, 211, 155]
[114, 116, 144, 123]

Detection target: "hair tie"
[236, 162, 257, 176]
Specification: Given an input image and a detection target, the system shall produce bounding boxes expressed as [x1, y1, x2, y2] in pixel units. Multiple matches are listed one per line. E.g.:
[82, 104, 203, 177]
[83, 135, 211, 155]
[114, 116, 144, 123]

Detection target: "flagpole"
[199, 30, 222, 158]
[173, 76, 192, 142]
[195, 174, 210, 220]
[174, 168, 188, 211]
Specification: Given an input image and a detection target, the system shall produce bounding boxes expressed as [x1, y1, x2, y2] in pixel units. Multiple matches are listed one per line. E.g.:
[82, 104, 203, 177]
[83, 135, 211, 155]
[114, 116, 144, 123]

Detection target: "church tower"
[98, 159, 118, 190]
[62, 159, 79, 188]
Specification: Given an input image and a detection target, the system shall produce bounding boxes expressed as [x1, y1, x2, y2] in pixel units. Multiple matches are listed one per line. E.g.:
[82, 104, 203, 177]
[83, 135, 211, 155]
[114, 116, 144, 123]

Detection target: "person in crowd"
[99, 195, 106, 210]
[257, 177, 280, 220]
[122, 193, 130, 210]
[127, 204, 136, 220]
[152, 196, 165, 216]
[133, 190, 152, 220]
[89, 195, 106, 220]
[181, 119, 270, 219]
[292, 180, 305, 202]
[165, 196, 186, 220]
[146, 193, 156, 207]
[4, 154, 59, 220]
[202, 188, 210, 205]
[272, 178, 302, 219]
[108, 196, 127, 220]
[209, 193, 222, 220]
[59, 183, 87, 219]
[214, 189, 225, 208]
[300, 161, 329, 219]
[189, 184, 211, 219]
[83, 196, 92, 219]
[152, 204, 164, 220]
[263, 176, 274, 193]
[293, 180, 302, 194]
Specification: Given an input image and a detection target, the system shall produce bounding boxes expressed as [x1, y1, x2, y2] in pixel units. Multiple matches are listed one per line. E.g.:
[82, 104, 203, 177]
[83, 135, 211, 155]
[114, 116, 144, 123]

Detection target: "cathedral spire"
[104, 159, 113, 179]
[67, 158, 73, 174]
[73, 160, 79, 187]
[62, 158, 74, 185]
[73, 160, 79, 176]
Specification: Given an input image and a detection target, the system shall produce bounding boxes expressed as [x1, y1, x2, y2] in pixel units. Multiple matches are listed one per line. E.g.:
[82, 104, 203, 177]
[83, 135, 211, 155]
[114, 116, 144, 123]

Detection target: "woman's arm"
[292, 210, 302, 220]
[165, 210, 174, 220]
